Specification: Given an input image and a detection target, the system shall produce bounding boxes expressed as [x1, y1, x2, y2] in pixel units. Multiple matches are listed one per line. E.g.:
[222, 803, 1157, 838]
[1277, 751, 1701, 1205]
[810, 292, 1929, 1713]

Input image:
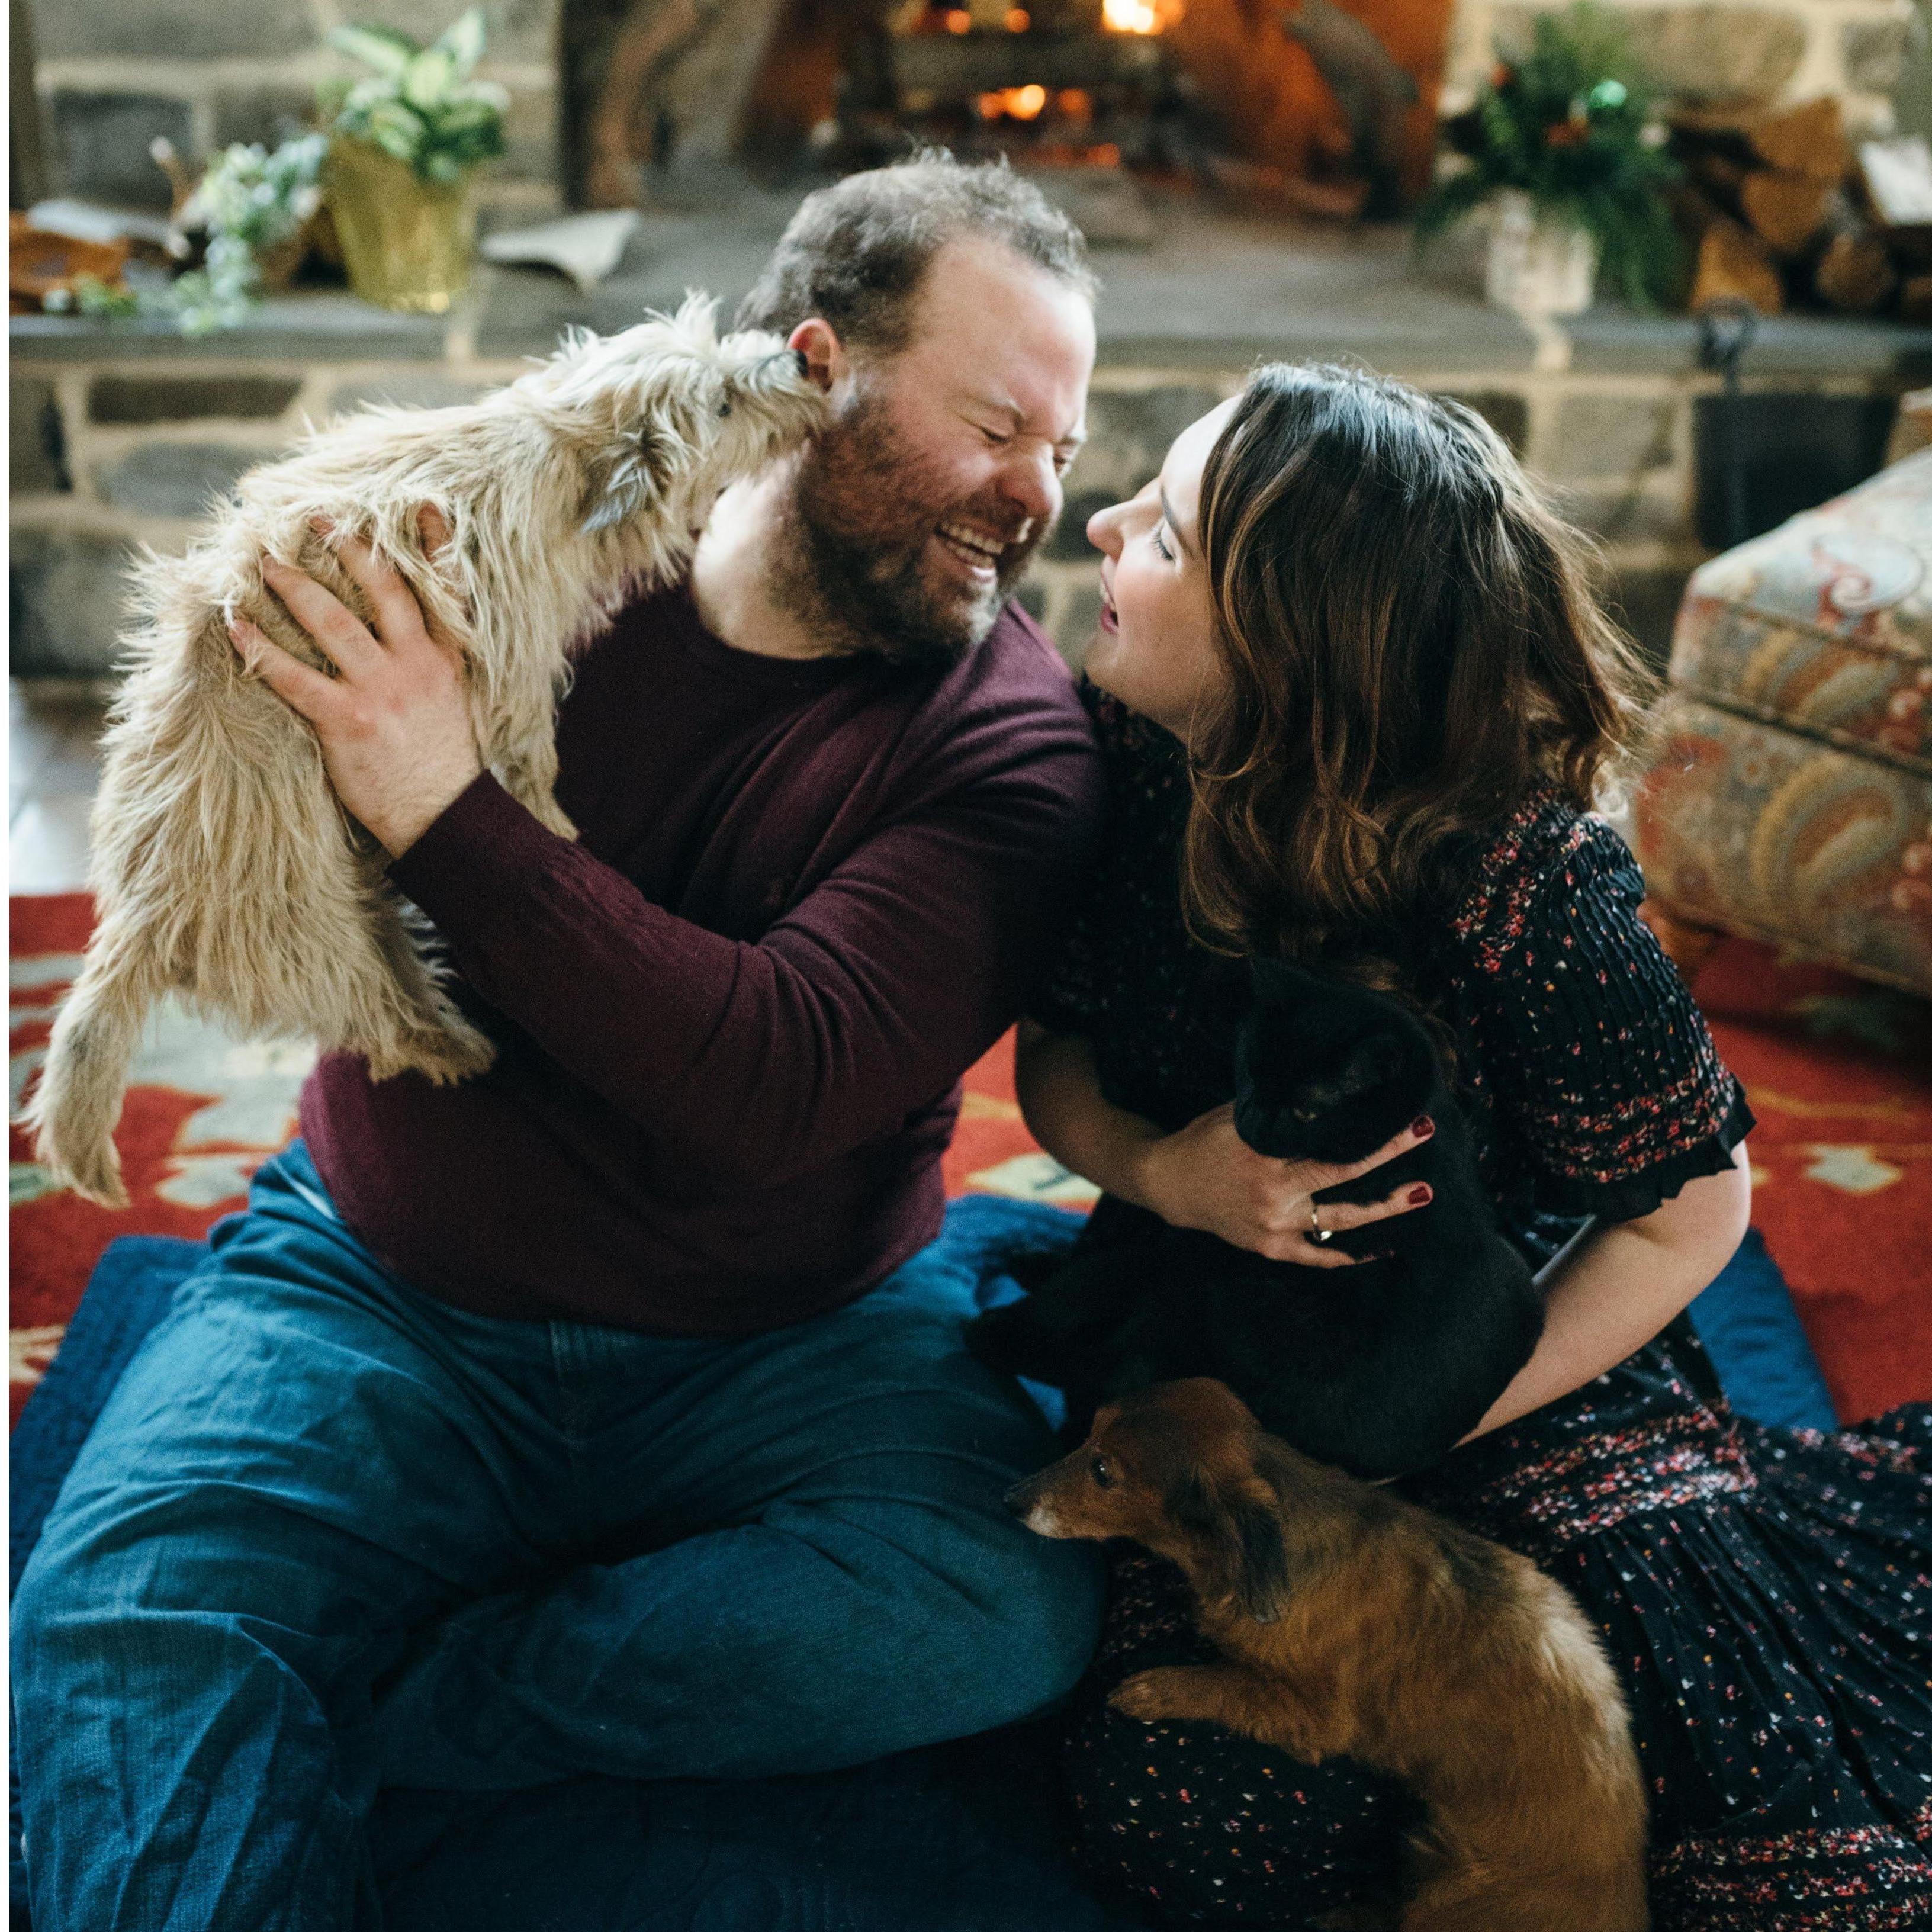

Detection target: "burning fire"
[978, 82, 1049, 118]
[1101, 0, 1181, 30]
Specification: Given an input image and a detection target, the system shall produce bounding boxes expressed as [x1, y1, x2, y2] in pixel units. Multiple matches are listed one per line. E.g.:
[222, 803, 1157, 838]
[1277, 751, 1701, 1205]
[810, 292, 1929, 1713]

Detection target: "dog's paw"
[1108, 1667, 1201, 1727]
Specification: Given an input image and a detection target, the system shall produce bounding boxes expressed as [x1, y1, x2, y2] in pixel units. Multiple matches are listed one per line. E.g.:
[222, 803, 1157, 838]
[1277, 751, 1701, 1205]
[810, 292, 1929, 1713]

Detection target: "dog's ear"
[1169, 1469, 1293, 1624]
[581, 430, 676, 534]
[1227, 1481, 1291, 1622]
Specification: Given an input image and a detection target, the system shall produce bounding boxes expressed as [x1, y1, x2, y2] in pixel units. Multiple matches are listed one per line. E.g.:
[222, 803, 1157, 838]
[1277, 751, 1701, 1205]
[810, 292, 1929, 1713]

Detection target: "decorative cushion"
[1632, 449, 1932, 994]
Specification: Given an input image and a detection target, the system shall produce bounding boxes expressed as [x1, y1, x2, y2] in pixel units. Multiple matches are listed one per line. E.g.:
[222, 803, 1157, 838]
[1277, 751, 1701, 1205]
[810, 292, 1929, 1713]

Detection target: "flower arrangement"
[168, 135, 329, 331]
[1415, 5, 1683, 309]
[323, 9, 508, 184]
[46, 135, 326, 336]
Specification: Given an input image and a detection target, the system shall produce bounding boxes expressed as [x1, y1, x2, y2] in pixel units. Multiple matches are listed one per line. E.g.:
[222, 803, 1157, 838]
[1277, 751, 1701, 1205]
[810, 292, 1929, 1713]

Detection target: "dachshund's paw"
[1108, 1667, 1203, 1726]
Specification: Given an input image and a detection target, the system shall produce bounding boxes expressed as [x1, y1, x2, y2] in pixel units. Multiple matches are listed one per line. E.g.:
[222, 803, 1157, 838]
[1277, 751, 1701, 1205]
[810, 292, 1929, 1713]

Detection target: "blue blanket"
[10, 1201, 1833, 1930]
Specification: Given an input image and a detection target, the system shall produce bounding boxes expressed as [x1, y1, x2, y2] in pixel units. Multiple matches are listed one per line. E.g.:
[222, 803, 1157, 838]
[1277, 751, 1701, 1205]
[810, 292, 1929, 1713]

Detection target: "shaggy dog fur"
[25, 297, 824, 1207]
[967, 958, 1545, 1479]
[1010, 1378, 1649, 1932]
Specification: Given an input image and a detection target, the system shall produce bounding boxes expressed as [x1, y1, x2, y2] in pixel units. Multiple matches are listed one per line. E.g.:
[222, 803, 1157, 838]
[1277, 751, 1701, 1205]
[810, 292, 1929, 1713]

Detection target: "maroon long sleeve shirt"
[298, 580, 1102, 1333]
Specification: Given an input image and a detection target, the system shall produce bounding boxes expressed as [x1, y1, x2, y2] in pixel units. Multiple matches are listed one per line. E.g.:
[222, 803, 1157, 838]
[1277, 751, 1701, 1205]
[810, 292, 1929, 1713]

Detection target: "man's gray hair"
[735, 150, 1096, 356]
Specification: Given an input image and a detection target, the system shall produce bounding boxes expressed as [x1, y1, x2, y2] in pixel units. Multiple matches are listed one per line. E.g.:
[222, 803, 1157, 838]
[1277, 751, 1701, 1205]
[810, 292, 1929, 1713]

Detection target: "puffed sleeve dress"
[1038, 687, 1931, 1932]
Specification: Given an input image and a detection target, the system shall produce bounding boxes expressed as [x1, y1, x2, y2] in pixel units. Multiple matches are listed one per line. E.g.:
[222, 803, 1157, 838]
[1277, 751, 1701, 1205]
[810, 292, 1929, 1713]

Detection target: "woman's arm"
[1465, 1142, 1753, 1438]
[1015, 1020, 1431, 1269]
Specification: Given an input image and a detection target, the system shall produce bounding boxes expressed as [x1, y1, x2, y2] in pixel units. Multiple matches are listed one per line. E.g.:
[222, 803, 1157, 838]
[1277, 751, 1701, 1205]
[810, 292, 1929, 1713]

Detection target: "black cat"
[967, 958, 1545, 1480]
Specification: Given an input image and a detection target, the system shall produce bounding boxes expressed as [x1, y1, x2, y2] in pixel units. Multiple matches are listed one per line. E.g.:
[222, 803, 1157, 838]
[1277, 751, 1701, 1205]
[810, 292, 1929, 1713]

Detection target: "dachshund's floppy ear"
[1169, 1470, 1293, 1624]
[1227, 1482, 1291, 1622]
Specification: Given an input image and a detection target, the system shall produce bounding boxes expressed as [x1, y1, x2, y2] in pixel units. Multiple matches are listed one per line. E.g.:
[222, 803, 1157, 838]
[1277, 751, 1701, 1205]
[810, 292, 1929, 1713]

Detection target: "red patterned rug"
[12, 894, 1930, 1429]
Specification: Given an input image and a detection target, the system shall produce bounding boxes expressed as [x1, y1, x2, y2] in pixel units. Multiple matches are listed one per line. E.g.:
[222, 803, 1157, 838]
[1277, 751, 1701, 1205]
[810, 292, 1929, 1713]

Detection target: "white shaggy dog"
[25, 295, 825, 1207]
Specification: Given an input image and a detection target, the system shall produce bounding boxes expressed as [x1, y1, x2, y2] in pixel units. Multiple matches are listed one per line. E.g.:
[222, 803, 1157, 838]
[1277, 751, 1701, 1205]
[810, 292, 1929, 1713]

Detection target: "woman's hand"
[1127, 1102, 1435, 1269]
[227, 512, 480, 859]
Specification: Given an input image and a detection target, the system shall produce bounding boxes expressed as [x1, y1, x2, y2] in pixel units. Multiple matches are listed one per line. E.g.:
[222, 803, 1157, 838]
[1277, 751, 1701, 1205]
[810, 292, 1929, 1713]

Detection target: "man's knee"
[847, 1515, 1103, 1748]
[17, 1475, 376, 1708]
[957, 1522, 1107, 1725]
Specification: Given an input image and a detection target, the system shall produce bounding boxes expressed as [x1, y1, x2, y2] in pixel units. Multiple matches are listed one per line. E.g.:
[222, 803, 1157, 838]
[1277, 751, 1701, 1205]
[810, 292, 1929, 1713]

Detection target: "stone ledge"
[11, 292, 451, 364]
[18, 221, 1932, 378]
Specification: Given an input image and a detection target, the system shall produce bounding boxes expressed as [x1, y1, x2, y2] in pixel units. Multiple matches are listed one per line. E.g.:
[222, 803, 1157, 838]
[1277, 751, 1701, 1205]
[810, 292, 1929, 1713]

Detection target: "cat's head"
[1232, 959, 1437, 1163]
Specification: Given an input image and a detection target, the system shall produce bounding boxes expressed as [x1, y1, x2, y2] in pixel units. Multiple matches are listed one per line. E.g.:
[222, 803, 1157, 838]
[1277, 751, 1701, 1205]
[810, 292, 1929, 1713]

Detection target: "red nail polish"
[1411, 1116, 1435, 1139]
[1408, 1185, 1432, 1206]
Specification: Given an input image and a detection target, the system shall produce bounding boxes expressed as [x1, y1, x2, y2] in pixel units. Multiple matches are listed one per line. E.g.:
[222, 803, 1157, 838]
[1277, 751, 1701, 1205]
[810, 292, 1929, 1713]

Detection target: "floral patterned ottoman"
[1631, 448, 1932, 996]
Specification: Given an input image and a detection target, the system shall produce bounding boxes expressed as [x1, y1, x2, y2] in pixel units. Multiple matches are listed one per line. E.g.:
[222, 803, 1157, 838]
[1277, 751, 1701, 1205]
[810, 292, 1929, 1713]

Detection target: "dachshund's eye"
[1090, 1454, 1116, 1489]
[717, 401, 733, 417]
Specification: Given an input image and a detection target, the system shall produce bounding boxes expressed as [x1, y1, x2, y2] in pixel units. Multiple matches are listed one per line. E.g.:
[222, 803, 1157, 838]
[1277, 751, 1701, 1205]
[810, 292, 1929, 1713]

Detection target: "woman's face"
[1082, 398, 1237, 742]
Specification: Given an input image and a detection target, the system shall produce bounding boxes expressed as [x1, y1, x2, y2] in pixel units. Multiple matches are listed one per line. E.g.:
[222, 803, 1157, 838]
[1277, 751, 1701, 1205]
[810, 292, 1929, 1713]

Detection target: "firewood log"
[1669, 181, 1730, 241]
[1813, 222, 1898, 313]
[1689, 217, 1785, 315]
[1741, 168, 1835, 257]
[1750, 97, 1847, 183]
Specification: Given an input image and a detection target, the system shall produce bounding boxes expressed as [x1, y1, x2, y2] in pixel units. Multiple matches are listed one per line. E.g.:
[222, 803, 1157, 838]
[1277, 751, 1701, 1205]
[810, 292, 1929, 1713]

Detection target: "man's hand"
[1128, 1102, 1435, 1270]
[227, 515, 481, 859]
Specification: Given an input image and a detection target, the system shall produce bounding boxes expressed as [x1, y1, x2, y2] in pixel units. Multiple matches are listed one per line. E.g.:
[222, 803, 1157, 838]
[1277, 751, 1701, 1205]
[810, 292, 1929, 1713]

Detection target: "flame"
[1101, 0, 1179, 30]
[978, 82, 1050, 118]
[1005, 7, 1030, 25]
[943, 9, 972, 31]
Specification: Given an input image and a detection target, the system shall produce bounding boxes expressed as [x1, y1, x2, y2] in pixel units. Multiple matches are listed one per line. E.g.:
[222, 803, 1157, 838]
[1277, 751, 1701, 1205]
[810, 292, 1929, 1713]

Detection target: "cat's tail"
[20, 930, 162, 1210]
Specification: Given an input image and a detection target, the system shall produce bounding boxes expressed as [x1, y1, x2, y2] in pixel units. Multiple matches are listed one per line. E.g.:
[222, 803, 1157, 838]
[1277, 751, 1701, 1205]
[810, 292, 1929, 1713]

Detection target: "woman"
[1021, 365, 1931, 1928]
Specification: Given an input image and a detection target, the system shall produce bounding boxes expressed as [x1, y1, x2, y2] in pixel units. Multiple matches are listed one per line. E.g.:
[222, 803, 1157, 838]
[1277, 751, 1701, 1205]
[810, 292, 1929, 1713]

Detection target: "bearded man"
[13, 155, 1104, 1932]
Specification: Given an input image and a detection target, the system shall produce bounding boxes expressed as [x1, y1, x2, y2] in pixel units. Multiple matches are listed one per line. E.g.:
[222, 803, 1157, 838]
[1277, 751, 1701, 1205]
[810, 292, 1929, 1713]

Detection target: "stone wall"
[1439, 0, 1920, 131]
[12, 320, 1911, 680]
[22, 0, 1922, 223]
[25, 0, 561, 221]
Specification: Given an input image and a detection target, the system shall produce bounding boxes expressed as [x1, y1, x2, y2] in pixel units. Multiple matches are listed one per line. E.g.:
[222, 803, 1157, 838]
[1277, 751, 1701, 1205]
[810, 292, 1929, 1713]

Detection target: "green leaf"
[432, 97, 499, 137]
[403, 47, 457, 110]
[365, 97, 428, 164]
[327, 22, 419, 78]
[435, 7, 487, 78]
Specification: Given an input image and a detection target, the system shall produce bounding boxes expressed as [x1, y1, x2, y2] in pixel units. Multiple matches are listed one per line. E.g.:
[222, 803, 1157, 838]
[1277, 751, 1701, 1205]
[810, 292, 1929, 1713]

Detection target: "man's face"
[784, 237, 1095, 667]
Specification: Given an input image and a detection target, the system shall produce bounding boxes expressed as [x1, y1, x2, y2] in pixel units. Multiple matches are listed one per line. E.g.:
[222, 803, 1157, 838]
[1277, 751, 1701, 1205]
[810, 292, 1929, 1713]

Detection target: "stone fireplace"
[12, 0, 1931, 686]
[23, 0, 1919, 224]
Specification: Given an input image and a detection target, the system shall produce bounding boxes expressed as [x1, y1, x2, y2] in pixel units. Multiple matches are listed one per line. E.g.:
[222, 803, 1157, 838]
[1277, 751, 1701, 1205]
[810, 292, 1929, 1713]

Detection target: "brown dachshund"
[1008, 1378, 1648, 1931]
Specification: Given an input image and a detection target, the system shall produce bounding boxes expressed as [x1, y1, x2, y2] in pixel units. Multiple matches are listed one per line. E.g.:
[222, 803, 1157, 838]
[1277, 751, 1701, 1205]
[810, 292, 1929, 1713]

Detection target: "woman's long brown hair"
[1184, 362, 1657, 971]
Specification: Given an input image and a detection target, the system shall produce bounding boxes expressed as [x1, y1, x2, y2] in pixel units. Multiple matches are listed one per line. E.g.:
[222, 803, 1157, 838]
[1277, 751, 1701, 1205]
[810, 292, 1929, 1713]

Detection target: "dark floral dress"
[1036, 689, 1932, 1931]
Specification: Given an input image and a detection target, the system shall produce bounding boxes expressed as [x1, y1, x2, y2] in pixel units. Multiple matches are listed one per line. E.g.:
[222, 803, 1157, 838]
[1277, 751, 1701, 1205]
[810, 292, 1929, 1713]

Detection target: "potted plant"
[1416, 5, 1682, 319]
[320, 9, 507, 314]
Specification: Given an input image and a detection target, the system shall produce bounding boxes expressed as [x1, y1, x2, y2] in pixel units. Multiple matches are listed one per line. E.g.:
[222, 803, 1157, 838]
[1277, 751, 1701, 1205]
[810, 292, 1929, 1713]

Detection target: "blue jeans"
[11, 1143, 1103, 1932]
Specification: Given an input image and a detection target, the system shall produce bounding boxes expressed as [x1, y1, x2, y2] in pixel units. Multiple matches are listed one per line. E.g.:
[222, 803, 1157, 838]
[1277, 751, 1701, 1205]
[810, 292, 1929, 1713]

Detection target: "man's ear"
[787, 318, 845, 397]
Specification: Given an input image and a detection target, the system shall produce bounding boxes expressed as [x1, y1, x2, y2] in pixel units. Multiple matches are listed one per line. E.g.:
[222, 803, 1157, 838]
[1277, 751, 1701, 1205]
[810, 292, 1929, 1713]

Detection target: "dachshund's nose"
[1002, 1480, 1033, 1518]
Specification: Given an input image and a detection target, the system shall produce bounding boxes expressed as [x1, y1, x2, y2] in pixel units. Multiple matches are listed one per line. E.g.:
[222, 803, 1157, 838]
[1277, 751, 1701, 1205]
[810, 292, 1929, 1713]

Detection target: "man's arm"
[387, 761, 1098, 1185]
[230, 530, 1102, 1187]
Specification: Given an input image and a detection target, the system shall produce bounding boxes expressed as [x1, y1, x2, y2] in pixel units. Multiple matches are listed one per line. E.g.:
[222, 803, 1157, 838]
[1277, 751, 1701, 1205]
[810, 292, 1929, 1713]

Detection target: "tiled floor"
[11, 681, 111, 895]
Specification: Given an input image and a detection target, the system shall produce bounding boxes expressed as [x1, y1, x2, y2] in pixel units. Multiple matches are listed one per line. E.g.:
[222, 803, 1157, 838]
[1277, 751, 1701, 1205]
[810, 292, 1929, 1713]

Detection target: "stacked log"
[1670, 99, 1932, 318]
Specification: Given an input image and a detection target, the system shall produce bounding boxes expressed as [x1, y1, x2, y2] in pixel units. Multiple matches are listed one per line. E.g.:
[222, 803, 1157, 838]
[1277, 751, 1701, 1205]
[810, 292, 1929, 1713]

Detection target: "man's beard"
[774, 385, 1050, 671]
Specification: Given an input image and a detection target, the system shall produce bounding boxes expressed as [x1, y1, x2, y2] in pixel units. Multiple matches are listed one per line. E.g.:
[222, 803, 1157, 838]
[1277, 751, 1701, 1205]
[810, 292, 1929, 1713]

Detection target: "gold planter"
[323, 139, 475, 314]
